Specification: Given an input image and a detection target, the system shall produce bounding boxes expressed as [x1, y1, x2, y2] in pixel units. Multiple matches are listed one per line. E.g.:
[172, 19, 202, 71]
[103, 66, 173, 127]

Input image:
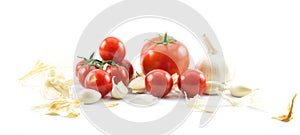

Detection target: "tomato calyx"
[77, 52, 119, 69]
[147, 32, 177, 45]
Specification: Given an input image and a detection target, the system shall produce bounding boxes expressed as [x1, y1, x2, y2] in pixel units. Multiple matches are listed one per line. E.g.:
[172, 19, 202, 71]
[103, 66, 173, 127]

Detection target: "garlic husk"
[77, 89, 102, 104]
[128, 76, 145, 90]
[111, 77, 128, 99]
[204, 81, 226, 95]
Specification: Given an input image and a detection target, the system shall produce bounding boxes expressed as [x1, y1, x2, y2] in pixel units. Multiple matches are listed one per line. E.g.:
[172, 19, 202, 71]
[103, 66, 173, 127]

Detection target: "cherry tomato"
[84, 69, 112, 97]
[99, 37, 126, 63]
[77, 65, 97, 87]
[140, 33, 189, 75]
[145, 69, 173, 98]
[178, 69, 207, 98]
[118, 59, 134, 79]
[75, 60, 85, 77]
[105, 65, 129, 86]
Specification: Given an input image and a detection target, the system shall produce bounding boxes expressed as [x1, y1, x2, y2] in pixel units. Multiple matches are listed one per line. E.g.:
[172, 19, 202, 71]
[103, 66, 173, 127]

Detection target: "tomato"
[99, 37, 126, 63]
[118, 59, 134, 79]
[145, 69, 173, 98]
[105, 65, 129, 86]
[84, 69, 112, 97]
[75, 60, 85, 77]
[77, 65, 97, 87]
[140, 33, 190, 75]
[178, 69, 207, 98]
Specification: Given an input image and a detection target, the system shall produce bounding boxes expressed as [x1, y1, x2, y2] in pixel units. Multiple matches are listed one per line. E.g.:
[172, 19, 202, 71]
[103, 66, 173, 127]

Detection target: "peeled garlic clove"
[229, 85, 252, 98]
[77, 89, 102, 104]
[128, 76, 145, 90]
[204, 81, 226, 95]
[111, 77, 128, 99]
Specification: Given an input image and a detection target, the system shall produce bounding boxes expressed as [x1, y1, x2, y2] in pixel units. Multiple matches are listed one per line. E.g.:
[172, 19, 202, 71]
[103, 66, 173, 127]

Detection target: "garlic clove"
[128, 76, 145, 90]
[111, 77, 128, 99]
[77, 89, 102, 104]
[229, 85, 252, 98]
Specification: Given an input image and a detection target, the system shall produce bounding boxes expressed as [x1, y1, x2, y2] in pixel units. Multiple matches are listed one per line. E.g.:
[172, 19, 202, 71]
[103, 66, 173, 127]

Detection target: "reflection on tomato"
[140, 33, 190, 75]
[77, 65, 97, 87]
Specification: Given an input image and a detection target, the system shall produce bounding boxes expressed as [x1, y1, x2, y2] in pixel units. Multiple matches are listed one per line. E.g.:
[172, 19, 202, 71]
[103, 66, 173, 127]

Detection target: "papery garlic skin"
[77, 89, 102, 104]
[111, 77, 128, 99]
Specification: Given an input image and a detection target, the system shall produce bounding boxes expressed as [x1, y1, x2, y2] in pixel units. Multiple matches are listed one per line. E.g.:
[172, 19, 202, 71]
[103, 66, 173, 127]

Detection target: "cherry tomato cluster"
[76, 37, 134, 97]
[142, 33, 207, 98]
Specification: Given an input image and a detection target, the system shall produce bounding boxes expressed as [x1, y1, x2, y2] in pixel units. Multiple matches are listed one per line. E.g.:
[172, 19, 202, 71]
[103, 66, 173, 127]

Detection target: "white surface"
[1, 0, 300, 134]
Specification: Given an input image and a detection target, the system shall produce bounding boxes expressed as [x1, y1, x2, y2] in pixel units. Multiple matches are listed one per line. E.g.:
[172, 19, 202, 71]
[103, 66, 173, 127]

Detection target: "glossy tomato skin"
[105, 65, 129, 86]
[140, 36, 189, 75]
[99, 37, 126, 63]
[77, 65, 97, 87]
[84, 69, 112, 97]
[118, 59, 134, 79]
[75, 60, 85, 77]
[178, 69, 207, 98]
[145, 69, 173, 98]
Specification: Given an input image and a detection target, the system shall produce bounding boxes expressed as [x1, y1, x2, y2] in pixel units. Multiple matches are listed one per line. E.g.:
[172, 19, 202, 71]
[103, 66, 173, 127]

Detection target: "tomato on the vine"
[178, 69, 207, 98]
[118, 59, 134, 80]
[105, 65, 129, 86]
[140, 33, 190, 75]
[145, 69, 173, 98]
[99, 37, 126, 63]
[77, 65, 97, 87]
[84, 69, 112, 97]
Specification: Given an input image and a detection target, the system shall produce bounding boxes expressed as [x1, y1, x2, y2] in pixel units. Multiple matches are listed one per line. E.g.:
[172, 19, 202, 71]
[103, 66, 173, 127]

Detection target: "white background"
[1, 0, 300, 134]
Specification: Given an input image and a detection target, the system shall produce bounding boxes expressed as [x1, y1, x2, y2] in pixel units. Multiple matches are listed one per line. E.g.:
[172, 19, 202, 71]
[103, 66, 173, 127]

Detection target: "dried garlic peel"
[111, 77, 128, 99]
[19, 60, 56, 83]
[272, 94, 297, 122]
[184, 93, 212, 113]
[77, 89, 102, 104]
[105, 102, 119, 107]
[44, 69, 73, 98]
[35, 99, 80, 118]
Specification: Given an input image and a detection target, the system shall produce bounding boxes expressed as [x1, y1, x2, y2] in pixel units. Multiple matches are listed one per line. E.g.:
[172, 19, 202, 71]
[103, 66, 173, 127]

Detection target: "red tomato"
[105, 65, 129, 86]
[77, 65, 97, 87]
[145, 69, 173, 98]
[99, 37, 126, 63]
[178, 69, 207, 98]
[84, 69, 112, 97]
[118, 59, 134, 79]
[75, 60, 85, 77]
[140, 33, 190, 75]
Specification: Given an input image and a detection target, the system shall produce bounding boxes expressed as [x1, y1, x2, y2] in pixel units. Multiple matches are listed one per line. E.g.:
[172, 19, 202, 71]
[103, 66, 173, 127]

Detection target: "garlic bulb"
[77, 89, 102, 104]
[111, 77, 128, 99]
[196, 34, 232, 95]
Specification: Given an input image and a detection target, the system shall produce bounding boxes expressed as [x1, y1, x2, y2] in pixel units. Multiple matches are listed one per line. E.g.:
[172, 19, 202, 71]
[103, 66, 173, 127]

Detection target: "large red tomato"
[140, 33, 190, 75]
